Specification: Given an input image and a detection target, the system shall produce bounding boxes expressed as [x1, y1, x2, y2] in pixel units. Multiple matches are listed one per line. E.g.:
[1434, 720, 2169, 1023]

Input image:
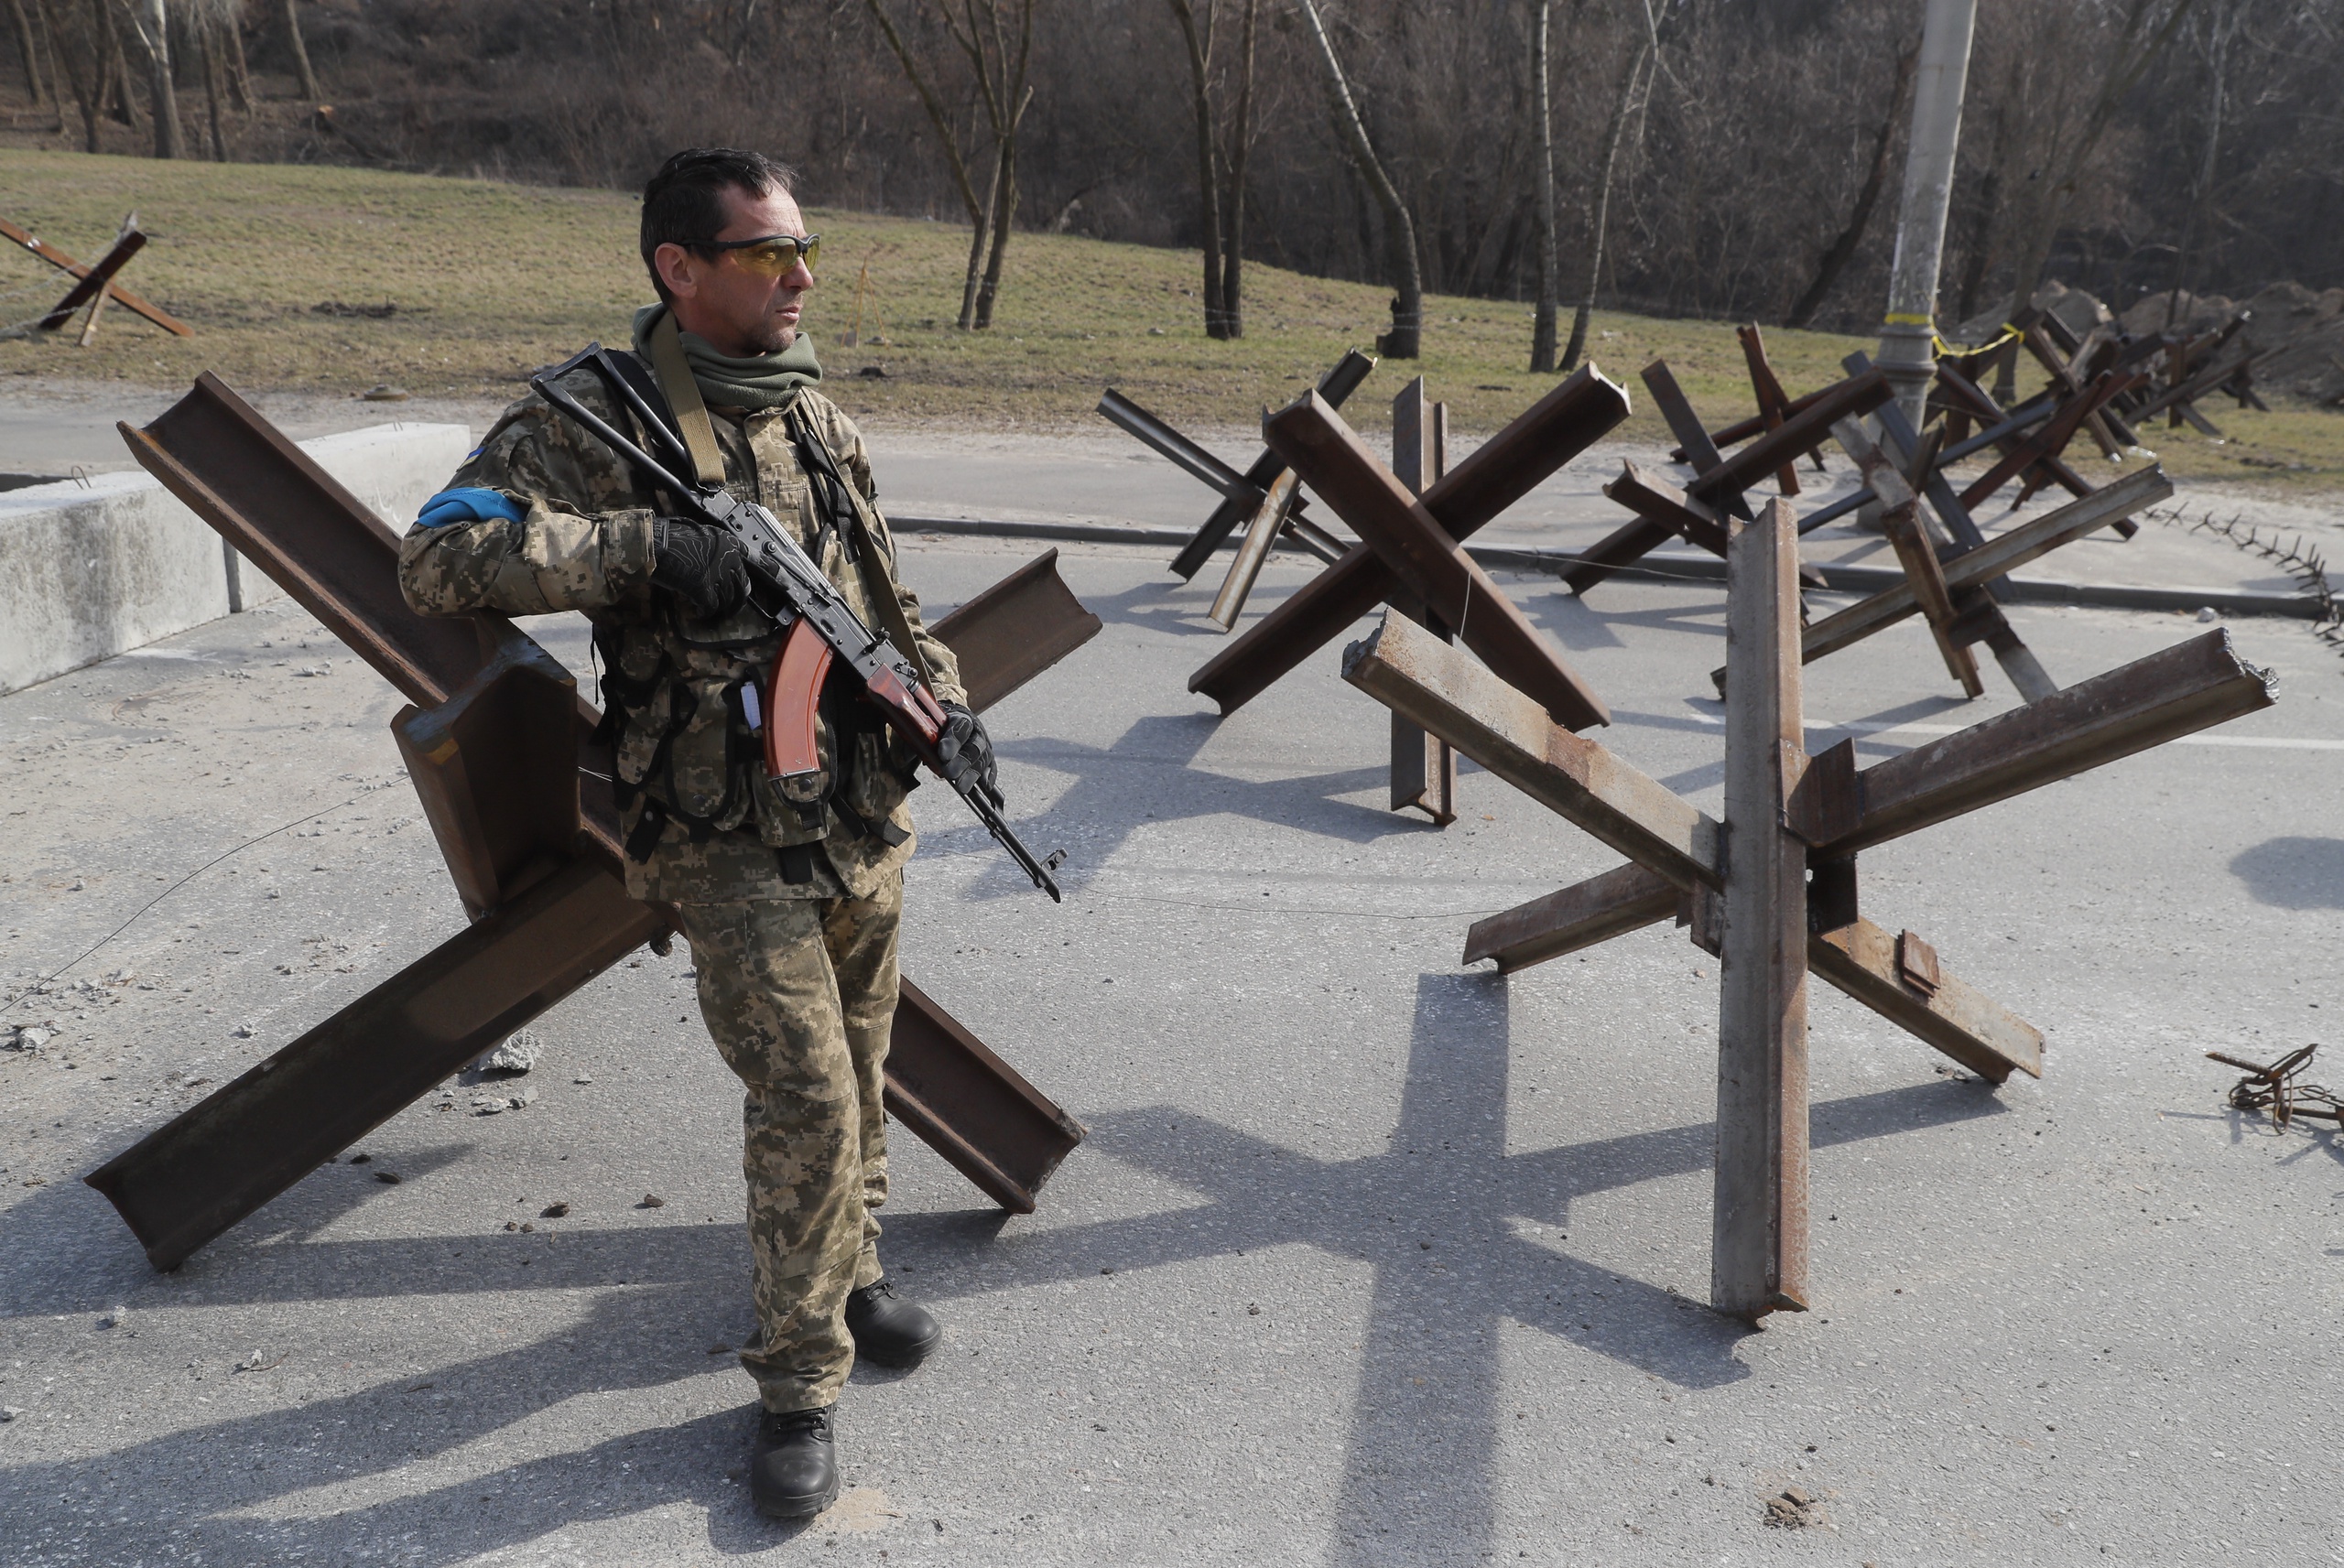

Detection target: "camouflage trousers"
[673, 874, 900, 1413]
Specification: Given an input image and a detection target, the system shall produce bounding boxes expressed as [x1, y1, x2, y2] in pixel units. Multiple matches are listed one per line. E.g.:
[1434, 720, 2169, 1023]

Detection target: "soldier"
[398, 146, 994, 1519]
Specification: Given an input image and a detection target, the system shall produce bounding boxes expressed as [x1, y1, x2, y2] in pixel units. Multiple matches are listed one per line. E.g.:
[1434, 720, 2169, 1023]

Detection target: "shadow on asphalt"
[0, 966, 2012, 1563]
[2228, 836, 2344, 909]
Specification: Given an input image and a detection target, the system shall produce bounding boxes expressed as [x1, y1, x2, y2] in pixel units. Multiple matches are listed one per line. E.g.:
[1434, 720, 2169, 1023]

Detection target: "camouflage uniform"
[398, 360, 962, 1414]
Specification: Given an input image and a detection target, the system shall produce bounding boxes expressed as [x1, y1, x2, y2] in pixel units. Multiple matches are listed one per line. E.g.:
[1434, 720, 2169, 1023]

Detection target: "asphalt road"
[2, 529, 2339, 1566]
[1, 378, 2328, 599]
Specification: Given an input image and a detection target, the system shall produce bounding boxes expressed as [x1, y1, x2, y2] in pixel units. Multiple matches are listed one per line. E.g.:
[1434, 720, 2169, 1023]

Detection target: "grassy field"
[2, 150, 2338, 492]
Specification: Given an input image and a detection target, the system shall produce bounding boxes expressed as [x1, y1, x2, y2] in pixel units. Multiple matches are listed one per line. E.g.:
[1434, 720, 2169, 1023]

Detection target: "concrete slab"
[0, 422, 472, 695]
[3, 535, 2339, 1564]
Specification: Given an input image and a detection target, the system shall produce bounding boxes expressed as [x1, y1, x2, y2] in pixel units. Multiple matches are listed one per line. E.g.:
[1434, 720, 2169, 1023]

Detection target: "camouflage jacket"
[396, 364, 964, 905]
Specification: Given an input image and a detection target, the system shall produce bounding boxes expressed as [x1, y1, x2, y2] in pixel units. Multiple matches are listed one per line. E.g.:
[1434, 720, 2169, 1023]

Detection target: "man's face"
[653, 183, 817, 358]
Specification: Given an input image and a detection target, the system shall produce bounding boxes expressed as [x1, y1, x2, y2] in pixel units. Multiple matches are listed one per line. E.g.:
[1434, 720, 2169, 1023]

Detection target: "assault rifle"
[529, 345, 1062, 901]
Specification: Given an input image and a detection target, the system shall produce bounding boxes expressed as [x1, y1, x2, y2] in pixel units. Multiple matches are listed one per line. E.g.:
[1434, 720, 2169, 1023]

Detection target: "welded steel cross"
[1332, 502, 2274, 1318]
[87, 374, 1101, 1271]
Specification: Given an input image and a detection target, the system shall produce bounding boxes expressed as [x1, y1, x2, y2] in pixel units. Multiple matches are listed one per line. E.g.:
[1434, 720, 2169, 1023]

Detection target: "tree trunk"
[278, 0, 315, 99]
[221, 0, 252, 111]
[1167, 0, 1226, 337]
[1528, 0, 1559, 372]
[95, 0, 136, 127]
[1219, 0, 1254, 338]
[1296, 0, 1421, 357]
[860, 0, 992, 330]
[959, 155, 995, 330]
[1563, 39, 1652, 371]
[2004, 0, 2192, 309]
[2164, 3, 2234, 329]
[129, 0, 182, 157]
[196, 0, 224, 158]
[972, 83, 1031, 330]
[6, 0, 44, 104]
[1785, 44, 1916, 330]
[37, 0, 97, 148]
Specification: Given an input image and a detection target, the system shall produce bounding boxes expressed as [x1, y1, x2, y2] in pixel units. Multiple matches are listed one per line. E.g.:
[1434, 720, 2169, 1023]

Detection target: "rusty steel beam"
[1568, 360, 1863, 597]
[926, 546, 1103, 713]
[885, 978, 1086, 1212]
[0, 216, 193, 336]
[1820, 629, 2277, 860]
[1341, 611, 1712, 882]
[1461, 860, 1676, 972]
[1264, 389, 1609, 730]
[1833, 417, 1982, 697]
[92, 375, 1101, 1268]
[1190, 363, 1631, 715]
[37, 228, 146, 331]
[1601, 462, 1731, 556]
[1353, 610, 2046, 1082]
[119, 373, 486, 709]
[1690, 368, 1887, 511]
[1809, 919, 2043, 1084]
[1208, 471, 1303, 631]
[85, 859, 664, 1271]
[1734, 465, 2175, 685]
[1386, 378, 1458, 825]
[1097, 348, 1371, 580]
[392, 633, 585, 921]
[1712, 500, 1810, 1319]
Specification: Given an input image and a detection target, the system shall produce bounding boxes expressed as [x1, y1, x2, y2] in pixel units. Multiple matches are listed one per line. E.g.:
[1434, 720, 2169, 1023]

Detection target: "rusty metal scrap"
[92, 373, 1098, 1270]
[2208, 1045, 2343, 1130]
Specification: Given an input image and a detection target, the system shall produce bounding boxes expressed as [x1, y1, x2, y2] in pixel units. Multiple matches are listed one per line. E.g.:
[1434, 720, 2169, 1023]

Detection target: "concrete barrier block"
[0, 421, 470, 696]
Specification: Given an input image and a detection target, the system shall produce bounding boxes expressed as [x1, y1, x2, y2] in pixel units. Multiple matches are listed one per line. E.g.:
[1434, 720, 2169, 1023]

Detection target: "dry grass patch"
[2, 150, 2338, 495]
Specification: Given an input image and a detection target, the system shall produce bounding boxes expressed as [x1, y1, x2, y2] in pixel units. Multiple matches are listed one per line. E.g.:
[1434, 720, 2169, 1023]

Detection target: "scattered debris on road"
[2209, 1044, 2341, 1129]
[469, 1031, 538, 1077]
[638, 1193, 666, 1209]
[1763, 1487, 1827, 1529]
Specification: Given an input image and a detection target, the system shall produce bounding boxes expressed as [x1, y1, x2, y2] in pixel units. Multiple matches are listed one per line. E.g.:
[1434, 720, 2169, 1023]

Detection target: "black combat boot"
[845, 1279, 942, 1369]
[749, 1404, 840, 1519]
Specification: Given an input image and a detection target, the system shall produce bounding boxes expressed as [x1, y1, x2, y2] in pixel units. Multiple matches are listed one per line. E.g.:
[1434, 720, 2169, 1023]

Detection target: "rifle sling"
[789, 407, 941, 699]
[637, 319, 941, 699]
[644, 311, 729, 487]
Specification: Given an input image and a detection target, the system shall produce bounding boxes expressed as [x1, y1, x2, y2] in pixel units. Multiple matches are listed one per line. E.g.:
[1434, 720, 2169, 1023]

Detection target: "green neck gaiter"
[631, 304, 822, 411]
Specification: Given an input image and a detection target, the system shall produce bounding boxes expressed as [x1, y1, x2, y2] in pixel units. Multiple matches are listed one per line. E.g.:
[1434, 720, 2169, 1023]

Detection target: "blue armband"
[417, 487, 526, 529]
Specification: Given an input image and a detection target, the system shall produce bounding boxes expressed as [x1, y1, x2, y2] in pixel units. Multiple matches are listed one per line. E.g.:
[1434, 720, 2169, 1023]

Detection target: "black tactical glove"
[651, 518, 751, 621]
[935, 702, 1001, 805]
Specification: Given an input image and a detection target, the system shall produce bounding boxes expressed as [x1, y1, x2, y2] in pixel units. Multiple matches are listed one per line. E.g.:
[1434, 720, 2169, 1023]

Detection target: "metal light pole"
[1877, 0, 1979, 432]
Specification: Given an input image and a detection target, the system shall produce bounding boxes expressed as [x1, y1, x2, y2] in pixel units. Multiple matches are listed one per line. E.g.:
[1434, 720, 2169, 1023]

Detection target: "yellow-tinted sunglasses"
[699, 232, 820, 278]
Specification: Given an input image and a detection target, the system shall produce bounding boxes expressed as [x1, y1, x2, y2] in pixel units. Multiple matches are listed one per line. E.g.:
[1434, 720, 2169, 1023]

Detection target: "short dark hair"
[639, 147, 797, 303]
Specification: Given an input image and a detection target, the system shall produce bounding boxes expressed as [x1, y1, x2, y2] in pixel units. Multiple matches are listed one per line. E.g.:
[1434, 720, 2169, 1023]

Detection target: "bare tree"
[121, 0, 185, 158]
[2162, 0, 2241, 325]
[1167, 0, 1227, 333]
[278, 0, 315, 99]
[1528, 0, 1558, 371]
[2001, 0, 2196, 308]
[37, 0, 97, 147]
[1785, 41, 1916, 329]
[215, 0, 250, 111]
[961, 0, 1037, 330]
[1562, 31, 1654, 369]
[1296, 0, 1422, 356]
[863, 0, 1038, 330]
[194, 0, 227, 157]
[7, 0, 47, 106]
[1217, 0, 1256, 336]
[1165, 0, 1260, 338]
